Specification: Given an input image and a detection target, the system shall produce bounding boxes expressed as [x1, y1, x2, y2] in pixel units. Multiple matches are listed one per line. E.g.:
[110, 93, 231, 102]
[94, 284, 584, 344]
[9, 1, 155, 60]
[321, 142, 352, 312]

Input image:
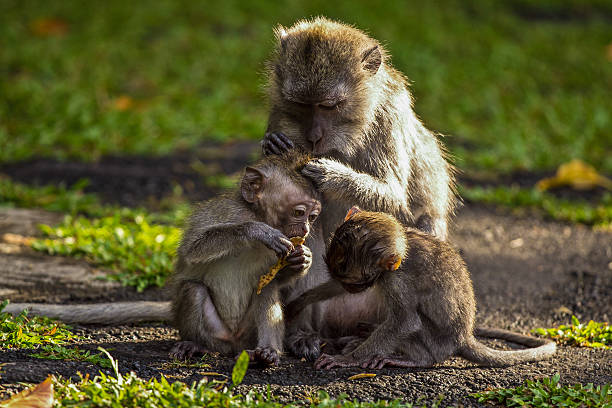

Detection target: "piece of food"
[257, 236, 305, 294]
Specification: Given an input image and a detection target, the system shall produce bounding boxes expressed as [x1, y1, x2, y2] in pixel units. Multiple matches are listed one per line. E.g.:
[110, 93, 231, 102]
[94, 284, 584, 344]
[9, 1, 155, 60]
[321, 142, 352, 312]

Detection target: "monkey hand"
[244, 346, 280, 366]
[287, 329, 322, 361]
[247, 223, 294, 258]
[314, 353, 360, 369]
[262, 132, 295, 156]
[279, 245, 312, 278]
[169, 341, 211, 361]
[302, 158, 350, 191]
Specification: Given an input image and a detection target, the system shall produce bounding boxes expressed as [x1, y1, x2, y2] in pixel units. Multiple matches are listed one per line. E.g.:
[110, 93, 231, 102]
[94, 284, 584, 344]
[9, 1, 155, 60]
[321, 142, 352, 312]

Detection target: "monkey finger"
[271, 237, 294, 257]
[262, 139, 283, 156]
[284, 253, 305, 264]
[268, 132, 294, 152]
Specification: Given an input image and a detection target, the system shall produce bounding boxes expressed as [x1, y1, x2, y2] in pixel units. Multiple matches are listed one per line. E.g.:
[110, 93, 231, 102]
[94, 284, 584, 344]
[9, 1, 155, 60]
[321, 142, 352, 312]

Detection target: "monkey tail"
[458, 327, 556, 367]
[2, 301, 172, 325]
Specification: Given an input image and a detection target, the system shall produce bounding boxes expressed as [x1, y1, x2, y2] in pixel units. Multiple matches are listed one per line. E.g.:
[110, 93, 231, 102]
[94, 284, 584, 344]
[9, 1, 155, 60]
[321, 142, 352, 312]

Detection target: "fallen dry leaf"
[112, 95, 134, 111]
[536, 159, 612, 191]
[30, 18, 68, 37]
[1, 233, 33, 246]
[347, 373, 376, 380]
[257, 236, 305, 294]
[0, 376, 53, 408]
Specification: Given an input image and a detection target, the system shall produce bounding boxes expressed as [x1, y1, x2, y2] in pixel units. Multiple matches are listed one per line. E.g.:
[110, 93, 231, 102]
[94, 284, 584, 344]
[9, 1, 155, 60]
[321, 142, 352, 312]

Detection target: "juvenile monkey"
[5, 152, 321, 366]
[170, 151, 321, 365]
[261, 17, 456, 359]
[286, 207, 556, 369]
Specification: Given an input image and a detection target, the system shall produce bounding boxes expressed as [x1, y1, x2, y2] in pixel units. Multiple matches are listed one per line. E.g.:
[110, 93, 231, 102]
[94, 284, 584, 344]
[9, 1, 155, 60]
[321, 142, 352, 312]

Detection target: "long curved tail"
[3, 301, 172, 325]
[458, 327, 556, 367]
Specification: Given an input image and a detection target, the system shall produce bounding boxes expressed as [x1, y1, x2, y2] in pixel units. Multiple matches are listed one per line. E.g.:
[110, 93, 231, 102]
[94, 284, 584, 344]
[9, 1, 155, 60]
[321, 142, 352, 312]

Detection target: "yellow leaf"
[257, 236, 305, 294]
[536, 159, 612, 191]
[0, 376, 54, 408]
[1, 234, 34, 246]
[197, 372, 226, 377]
[29, 18, 68, 37]
[112, 96, 134, 111]
[347, 373, 376, 380]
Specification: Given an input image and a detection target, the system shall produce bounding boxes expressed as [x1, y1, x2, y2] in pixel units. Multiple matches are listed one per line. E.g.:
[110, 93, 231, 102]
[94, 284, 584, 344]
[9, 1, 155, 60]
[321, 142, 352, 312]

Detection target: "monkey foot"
[314, 353, 360, 369]
[169, 341, 211, 360]
[245, 347, 280, 366]
[287, 329, 321, 361]
[361, 355, 423, 369]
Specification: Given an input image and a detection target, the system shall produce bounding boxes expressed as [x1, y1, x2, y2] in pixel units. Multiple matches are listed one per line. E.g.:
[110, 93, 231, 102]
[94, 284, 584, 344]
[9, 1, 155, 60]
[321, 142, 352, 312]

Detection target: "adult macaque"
[261, 17, 456, 359]
[286, 207, 556, 369]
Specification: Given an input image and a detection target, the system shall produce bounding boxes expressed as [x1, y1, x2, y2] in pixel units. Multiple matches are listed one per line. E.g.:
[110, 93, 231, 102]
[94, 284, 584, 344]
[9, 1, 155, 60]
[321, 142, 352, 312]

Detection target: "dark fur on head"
[242, 149, 317, 203]
[325, 208, 406, 293]
[269, 17, 384, 103]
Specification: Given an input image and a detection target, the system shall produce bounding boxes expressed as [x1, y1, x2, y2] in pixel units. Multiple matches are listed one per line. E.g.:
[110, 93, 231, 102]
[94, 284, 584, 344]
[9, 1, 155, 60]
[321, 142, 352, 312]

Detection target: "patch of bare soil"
[0, 204, 610, 405]
[1, 144, 610, 404]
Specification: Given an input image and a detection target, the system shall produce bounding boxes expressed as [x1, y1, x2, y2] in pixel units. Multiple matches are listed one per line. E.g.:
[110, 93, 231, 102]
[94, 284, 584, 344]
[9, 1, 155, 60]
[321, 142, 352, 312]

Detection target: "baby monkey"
[170, 150, 321, 365]
[286, 207, 556, 369]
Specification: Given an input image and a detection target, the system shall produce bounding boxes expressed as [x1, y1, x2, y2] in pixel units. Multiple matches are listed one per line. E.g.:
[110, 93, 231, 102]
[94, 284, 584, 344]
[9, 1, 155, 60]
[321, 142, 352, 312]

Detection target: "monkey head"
[325, 206, 406, 293]
[267, 17, 385, 157]
[241, 151, 321, 239]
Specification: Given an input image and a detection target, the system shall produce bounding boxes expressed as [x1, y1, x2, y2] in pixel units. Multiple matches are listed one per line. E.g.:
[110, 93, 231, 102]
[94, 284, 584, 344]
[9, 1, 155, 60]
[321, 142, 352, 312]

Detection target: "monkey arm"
[181, 221, 292, 264]
[284, 279, 345, 320]
[302, 159, 411, 224]
[345, 276, 422, 360]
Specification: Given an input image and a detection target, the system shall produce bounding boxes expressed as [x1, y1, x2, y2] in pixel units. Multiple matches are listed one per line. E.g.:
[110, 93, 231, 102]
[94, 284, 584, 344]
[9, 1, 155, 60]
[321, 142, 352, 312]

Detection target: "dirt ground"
[0, 144, 611, 406]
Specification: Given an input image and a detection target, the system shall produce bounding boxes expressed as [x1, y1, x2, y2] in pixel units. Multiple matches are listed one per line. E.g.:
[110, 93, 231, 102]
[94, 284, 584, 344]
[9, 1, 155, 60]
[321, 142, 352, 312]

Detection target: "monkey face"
[325, 209, 406, 293]
[325, 238, 382, 293]
[267, 180, 321, 239]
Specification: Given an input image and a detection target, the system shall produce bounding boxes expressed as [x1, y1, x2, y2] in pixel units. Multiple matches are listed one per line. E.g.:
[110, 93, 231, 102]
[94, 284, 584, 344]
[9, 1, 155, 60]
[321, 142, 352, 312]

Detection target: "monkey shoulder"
[402, 229, 464, 281]
[190, 193, 254, 225]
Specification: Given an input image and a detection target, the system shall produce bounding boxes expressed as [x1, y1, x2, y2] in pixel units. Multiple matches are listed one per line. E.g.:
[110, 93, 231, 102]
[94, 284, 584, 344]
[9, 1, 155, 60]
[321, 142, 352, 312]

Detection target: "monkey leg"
[172, 281, 234, 358]
[240, 286, 285, 366]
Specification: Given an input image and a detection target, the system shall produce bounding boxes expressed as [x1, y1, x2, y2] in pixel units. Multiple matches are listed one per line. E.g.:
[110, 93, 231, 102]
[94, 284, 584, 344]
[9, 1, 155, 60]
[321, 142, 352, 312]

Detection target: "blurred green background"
[1, 0, 611, 175]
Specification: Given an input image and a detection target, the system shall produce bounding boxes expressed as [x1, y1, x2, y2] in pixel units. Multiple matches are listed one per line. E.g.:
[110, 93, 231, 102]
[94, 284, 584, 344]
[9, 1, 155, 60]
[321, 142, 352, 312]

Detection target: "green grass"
[50, 349, 419, 407]
[0, 176, 103, 215]
[0, 300, 111, 368]
[31, 211, 182, 291]
[30, 344, 112, 368]
[533, 315, 611, 349]
[460, 185, 612, 228]
[1, 0, 611, 175]
[0, 300, 75, 349]
[471, 374, 612, 407]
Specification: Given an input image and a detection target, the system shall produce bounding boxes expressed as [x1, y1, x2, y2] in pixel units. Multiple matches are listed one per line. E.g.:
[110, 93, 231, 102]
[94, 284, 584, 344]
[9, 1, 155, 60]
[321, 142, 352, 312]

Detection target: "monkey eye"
[319, 99, 344, 110]
[308, 213, 318, 222]
[293, 208, 306, 217]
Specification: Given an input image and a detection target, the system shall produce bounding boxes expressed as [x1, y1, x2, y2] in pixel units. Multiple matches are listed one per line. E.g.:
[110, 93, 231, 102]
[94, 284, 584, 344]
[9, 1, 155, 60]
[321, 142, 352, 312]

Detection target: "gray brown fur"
[169, 150, 321, 365]
[261, 17, 456, 359]
[286, 209, 556, 369]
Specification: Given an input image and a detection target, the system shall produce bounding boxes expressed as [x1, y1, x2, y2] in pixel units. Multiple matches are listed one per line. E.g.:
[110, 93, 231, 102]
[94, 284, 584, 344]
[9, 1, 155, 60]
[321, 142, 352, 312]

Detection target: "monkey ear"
[344, 206, 362, 221]
[361, 45, 382, 75]
[380, 254, 402, 271]
[241, 167, 267, 203]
